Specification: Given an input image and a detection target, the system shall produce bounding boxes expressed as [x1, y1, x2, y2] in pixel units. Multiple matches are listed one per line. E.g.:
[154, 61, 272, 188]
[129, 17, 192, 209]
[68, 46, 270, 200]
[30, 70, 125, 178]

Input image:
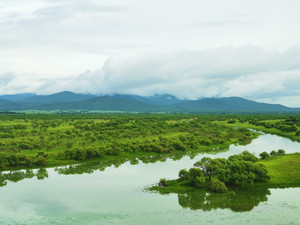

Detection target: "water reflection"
[0, 132, 299, 215]
[0, 168, 48, 187]
[176, 188, 271, 212]
[0, 147, 228, 187]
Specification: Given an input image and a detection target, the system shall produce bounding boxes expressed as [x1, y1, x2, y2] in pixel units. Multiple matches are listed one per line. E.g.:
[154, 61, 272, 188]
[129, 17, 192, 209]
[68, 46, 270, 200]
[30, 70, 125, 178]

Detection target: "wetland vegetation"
[0, 114, 300, 224]
[1, 113, 299, 191]
[0, 114, 264, 170]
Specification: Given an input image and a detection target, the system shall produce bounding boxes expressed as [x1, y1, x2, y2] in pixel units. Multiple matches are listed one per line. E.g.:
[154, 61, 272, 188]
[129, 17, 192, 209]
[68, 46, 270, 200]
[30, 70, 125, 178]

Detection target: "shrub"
[25, 156, 33, 167]
[178, 169, 190, 182]
[259, 151, 269, 159]
[194, 176, 206, 188]
[37, 156, 47, 166]
[277, 149, 285, 155]
[159, 178, 168, 187]
[208, 178, 228, 193]
[228, 119, 236, 124]
[270, 150, 278, 156]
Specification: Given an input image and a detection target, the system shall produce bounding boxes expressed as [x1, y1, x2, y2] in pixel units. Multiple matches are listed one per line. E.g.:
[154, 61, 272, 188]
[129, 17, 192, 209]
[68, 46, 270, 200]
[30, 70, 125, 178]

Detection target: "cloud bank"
[1, 46, 300, 107]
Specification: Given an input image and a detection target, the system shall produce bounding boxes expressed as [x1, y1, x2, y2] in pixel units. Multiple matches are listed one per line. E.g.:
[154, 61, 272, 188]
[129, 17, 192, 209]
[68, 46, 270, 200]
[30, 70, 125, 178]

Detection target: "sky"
[0, 0, 300, 107]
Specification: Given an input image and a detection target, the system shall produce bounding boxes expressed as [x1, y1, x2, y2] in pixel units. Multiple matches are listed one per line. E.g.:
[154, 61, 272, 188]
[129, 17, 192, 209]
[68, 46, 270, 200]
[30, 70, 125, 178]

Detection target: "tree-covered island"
[150, 150, 300, 193]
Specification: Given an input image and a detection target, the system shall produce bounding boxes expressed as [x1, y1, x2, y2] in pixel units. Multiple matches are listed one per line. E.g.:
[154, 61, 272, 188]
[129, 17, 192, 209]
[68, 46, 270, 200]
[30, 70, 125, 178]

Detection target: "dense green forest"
[0, 114, 299, 170]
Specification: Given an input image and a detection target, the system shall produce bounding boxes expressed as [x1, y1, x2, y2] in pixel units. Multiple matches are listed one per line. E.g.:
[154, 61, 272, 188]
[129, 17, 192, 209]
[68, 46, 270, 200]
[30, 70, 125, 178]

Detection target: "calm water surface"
[0, 133, 299, 225]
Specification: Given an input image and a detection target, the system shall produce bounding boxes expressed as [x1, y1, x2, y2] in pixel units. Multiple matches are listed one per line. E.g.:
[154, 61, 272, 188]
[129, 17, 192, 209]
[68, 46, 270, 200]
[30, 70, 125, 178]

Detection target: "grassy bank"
[257, 153, 300, 188]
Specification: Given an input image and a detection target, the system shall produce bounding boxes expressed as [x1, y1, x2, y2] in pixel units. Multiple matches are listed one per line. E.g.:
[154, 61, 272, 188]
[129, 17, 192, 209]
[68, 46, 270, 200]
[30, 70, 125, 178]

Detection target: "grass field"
[258, 153, 300, 188]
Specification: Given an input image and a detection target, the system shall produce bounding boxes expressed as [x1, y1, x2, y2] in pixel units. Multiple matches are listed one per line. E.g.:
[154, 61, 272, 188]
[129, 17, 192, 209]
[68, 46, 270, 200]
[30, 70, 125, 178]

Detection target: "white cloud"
[0, 73, 15, 87]
[5, 46, 295, 107]
[1, 0, 300, 107]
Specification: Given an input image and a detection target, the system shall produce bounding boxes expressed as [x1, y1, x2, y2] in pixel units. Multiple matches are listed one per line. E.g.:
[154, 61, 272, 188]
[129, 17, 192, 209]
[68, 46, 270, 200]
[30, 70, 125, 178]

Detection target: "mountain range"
[0, 91, 299, 113]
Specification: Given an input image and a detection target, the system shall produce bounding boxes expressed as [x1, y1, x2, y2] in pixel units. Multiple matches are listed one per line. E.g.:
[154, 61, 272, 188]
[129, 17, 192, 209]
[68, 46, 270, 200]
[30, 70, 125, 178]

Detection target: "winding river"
[0, 133, 299, 225]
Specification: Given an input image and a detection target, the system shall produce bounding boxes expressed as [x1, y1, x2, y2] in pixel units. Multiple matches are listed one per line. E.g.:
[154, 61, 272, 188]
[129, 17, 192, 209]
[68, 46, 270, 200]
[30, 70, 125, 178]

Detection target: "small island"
[149, 150, 300, 193]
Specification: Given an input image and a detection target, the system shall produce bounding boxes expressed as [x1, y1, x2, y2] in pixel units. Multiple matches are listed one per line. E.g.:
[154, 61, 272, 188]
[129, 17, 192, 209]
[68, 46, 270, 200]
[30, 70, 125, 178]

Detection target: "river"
[0, 133, 299, 225]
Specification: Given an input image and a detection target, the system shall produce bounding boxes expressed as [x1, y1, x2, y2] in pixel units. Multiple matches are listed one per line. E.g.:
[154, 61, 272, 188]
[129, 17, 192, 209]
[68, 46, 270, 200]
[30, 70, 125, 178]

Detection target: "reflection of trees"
[0, 169, 35, 187]
[55, 149, 229, 176]
[177, 188, 270, 212]
[36, 168, 48, 180]
[0, 146, 230, 187]
[0, 168, 49, 186]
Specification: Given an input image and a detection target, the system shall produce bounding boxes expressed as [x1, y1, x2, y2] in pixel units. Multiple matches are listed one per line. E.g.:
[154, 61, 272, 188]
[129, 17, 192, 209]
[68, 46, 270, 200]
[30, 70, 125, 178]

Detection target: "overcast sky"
[1, 0, 300, 107]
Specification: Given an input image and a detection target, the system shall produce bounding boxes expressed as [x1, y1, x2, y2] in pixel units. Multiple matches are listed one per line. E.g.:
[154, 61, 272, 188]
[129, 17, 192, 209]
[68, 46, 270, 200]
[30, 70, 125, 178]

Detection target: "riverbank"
[0, 143, 232, 172]
[217, 121, 300, 142]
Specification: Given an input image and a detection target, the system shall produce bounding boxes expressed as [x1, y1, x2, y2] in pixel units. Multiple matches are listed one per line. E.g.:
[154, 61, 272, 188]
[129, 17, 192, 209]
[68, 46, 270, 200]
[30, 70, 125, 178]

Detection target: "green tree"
[194, 157, 225, 181]
[0, 152, 7, 168]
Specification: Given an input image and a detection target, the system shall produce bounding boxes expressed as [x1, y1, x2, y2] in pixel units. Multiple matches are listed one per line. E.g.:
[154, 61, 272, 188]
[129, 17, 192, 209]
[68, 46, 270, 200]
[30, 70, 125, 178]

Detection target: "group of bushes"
[251, 119, 299, 134]
[159, 151, 270, 193]
[259, 149, 285, 159]
[0, 151, 48, 168]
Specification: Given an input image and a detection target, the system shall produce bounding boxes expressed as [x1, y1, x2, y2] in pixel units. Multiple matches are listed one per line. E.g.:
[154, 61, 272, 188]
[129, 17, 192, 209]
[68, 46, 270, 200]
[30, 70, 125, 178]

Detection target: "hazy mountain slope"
[175, 97, 291, 112]
[0, 93, 36, 101]
[113, 94, 186, 105]
[20, 91, 96, 104]
[0, 99, 19, 110]
[0, 99, 40, 110]
[33, 96, 172, 112]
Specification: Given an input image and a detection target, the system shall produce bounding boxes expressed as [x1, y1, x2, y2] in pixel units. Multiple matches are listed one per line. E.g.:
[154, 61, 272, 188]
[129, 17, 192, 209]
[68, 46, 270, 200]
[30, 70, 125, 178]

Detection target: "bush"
[228, 119, 236, 124]
[259, 151, 269, 159]
[277, 149, 285, 155]
[159, 178, 168, 187]
[37, 156, 47, 166]
[208, 178, 228, 193]
[253, 163, 270, 181]
[270, 150, 278, 156]
[0, 152, 7, 168]
[178, 169, 190, 182]
[194, 176, 206, 188]
[37, 151, 48, 158]
[7, 154, 21, 167]
[25, 156, 33, 167]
